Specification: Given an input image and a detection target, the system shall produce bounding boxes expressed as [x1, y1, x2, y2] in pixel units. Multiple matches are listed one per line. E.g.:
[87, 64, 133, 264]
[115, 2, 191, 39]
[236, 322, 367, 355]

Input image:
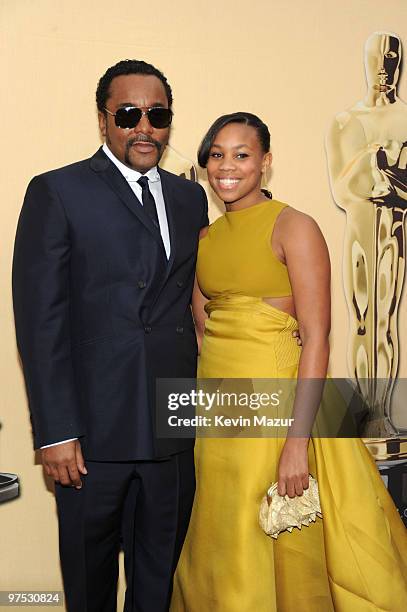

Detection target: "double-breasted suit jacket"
[13, 147, 208, 460]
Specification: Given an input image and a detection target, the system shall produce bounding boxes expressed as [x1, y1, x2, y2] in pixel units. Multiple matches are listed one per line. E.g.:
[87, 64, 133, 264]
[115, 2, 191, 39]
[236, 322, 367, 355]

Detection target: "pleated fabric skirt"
[170, 295, 407, 612]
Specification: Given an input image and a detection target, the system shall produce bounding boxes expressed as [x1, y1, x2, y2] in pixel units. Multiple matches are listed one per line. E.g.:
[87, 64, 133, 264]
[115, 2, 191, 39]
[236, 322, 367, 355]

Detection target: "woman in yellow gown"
[170, 112, 407, 611]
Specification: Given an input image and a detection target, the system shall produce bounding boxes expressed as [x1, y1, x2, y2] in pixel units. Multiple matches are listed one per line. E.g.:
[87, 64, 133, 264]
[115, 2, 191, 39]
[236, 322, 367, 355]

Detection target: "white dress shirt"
[41, 144, 171, 449]
[102, 143, 171, 259]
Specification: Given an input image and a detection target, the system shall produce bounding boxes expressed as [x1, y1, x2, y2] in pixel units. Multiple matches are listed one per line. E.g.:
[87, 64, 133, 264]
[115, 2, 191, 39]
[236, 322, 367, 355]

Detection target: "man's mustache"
[127, 136, 162, 151]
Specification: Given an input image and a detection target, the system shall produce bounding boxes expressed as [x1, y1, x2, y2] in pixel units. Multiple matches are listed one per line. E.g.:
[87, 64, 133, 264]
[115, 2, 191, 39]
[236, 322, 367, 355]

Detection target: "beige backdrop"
[1, 0, 407, 609]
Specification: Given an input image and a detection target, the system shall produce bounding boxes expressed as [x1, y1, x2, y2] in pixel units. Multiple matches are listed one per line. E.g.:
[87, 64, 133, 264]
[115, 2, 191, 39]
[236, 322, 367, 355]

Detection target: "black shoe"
[0, 473, 19, 503]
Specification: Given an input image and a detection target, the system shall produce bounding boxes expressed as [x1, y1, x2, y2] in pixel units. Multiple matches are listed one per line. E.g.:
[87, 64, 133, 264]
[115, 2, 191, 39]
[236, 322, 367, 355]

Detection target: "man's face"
[98, 74, 171, 173]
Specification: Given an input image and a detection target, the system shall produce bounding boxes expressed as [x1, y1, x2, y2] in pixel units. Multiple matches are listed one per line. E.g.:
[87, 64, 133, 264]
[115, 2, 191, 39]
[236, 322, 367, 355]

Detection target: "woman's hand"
[277, 437, 310, 498]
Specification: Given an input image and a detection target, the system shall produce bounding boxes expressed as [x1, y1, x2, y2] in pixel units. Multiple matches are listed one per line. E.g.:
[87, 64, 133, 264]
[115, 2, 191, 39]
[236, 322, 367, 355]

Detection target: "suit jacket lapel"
[89, 147, 165, 253]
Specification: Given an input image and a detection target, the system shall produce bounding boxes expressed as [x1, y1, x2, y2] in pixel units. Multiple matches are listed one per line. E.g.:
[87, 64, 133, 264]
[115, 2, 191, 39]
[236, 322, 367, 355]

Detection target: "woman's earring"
[261, 167, 273, 199]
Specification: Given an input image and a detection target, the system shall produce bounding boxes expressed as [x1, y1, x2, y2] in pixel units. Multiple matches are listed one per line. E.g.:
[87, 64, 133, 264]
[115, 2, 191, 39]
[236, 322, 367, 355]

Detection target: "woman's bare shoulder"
[277, 206, 324, 239]
[274, 206, 328, 262]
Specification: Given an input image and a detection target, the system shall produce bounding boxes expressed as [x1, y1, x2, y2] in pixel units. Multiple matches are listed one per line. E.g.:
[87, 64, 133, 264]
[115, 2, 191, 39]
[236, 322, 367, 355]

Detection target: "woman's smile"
[216, 177, 241, 190]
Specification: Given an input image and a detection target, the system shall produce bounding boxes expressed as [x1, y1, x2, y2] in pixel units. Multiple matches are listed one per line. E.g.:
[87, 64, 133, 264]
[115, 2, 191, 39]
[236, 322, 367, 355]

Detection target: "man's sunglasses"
[104, 106, 173, 129]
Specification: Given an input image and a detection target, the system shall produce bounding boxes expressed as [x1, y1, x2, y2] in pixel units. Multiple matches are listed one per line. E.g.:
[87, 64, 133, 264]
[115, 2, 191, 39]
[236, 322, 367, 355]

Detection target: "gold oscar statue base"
[364, 437, 407, 461]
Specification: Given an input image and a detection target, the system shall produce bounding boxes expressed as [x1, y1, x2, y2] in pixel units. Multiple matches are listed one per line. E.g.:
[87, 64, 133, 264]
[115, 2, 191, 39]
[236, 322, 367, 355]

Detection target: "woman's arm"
[283, 210, 331, 377]
[274, 208, 331, 497]
[192, 227, 209, 354]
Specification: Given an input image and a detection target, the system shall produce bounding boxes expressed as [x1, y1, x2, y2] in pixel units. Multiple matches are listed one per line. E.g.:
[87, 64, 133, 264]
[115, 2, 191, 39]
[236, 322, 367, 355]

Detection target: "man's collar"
[102, 143, 160, 182]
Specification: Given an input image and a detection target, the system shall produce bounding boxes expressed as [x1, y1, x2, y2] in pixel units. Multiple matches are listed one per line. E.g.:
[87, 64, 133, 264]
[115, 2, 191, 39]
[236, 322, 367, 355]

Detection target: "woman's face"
[206, 123, 271, 207]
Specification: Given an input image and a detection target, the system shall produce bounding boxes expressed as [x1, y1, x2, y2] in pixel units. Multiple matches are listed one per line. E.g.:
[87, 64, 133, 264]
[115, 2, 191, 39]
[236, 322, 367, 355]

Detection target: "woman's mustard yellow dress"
[170, 200, 407, 612]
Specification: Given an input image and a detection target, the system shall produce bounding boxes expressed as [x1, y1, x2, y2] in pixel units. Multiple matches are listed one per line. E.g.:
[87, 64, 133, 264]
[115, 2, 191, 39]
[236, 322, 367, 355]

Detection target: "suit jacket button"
[176, 280, 184, 288]
[144, 326, 152, 333]
[138, 281, 147, 289]
[176, 326, 184, 334]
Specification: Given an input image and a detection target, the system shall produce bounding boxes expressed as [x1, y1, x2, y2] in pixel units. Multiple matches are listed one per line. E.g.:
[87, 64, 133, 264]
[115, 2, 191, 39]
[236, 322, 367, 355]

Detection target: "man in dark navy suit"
[13, 60, 208, 611]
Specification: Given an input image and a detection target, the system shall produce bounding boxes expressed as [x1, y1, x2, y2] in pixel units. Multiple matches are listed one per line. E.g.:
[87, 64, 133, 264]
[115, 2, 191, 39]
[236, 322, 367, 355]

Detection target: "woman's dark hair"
[96, 59, 173, 113]
[197, 112, 270, 168]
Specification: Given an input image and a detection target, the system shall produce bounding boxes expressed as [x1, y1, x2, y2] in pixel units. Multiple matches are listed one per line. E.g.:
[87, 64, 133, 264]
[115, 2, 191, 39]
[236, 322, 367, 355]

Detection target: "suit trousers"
[55, 449, 195, 612]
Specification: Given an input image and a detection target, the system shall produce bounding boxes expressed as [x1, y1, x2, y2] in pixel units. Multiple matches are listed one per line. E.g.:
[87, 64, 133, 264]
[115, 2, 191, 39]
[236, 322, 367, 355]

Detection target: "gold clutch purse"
[259, 475, 322, 539]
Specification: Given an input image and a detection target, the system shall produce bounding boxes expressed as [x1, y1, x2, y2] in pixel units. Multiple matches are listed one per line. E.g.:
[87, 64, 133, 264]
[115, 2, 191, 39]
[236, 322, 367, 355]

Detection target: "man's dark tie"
[137, 176, 159, 228]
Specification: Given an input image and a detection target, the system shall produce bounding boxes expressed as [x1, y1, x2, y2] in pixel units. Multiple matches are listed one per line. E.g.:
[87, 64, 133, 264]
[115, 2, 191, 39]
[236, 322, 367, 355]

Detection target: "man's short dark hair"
[96, 59, 173, 113]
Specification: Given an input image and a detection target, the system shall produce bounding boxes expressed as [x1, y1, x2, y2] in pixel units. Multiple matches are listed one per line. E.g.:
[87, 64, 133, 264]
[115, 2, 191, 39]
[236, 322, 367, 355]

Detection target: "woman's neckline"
[224, 199, 272, 216]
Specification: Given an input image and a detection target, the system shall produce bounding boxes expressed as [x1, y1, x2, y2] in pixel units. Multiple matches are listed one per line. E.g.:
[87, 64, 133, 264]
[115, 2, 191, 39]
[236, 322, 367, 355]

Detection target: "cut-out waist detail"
[204, 294, 298, 332]
[262, 296, 296, 320]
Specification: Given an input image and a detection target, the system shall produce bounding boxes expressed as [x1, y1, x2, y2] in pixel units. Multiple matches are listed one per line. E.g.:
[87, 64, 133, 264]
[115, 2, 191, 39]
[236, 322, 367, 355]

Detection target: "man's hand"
[42, 440, 87, 489]
[292, 329, 302, 346]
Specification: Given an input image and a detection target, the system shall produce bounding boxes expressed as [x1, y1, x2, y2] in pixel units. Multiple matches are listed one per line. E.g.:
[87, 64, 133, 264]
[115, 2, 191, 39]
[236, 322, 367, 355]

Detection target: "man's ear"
[98, 111, 107, 139]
